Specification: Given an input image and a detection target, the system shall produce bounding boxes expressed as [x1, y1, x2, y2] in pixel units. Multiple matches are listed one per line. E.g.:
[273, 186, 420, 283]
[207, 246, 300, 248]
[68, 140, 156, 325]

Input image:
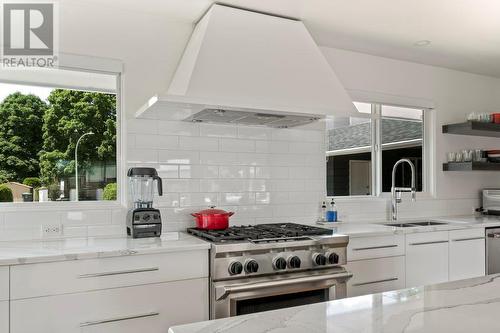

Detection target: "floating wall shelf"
[443, 162, 500, 171]
[442, 121, 500, 138]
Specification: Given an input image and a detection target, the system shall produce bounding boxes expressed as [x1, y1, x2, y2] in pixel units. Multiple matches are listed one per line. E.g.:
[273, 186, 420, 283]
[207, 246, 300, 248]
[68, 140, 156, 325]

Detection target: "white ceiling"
[80, 0, 500, 78]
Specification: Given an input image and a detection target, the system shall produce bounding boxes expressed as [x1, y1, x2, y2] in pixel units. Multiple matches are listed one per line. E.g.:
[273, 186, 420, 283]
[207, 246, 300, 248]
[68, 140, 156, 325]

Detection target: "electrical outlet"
[41, 224, 63, 238]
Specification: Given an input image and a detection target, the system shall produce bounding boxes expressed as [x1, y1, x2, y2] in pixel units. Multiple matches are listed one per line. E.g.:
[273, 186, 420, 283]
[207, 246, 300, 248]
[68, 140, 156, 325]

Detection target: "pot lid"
[196, 207, 232, 215]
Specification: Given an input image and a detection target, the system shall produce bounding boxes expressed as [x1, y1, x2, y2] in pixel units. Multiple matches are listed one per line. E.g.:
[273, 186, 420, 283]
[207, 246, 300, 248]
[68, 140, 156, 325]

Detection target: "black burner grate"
[187, 223, 332, 243]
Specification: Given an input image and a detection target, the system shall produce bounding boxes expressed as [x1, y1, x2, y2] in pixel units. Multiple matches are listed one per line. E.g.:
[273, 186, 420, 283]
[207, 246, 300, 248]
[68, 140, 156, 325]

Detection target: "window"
[326, 102, 427, 197]
[0, 68, 119, 203]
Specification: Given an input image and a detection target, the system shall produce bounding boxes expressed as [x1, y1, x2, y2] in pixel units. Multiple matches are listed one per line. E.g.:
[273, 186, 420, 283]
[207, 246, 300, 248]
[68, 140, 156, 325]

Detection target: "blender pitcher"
[128, 167, 163, 208]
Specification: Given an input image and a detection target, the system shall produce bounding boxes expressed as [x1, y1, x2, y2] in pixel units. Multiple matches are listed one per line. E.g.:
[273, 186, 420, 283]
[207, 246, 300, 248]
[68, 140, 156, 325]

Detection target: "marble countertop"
[169, 274, 500, 333]
[0, 232, 210, 266]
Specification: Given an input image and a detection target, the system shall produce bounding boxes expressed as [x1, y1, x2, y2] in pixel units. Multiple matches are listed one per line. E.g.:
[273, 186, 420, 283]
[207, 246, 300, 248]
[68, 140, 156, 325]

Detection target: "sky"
[0, 83, 53, 102]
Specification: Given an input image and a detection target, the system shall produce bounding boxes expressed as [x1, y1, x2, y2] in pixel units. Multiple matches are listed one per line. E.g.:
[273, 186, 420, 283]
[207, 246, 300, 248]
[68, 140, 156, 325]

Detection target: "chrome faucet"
[391, 158, 417, 221]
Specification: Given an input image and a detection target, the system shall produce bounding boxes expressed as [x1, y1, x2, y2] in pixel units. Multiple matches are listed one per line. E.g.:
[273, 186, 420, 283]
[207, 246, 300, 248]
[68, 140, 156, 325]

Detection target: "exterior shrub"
[0, 185, 13, 202]
[23, 177, 42, 189]
[103, 183, 117, 201]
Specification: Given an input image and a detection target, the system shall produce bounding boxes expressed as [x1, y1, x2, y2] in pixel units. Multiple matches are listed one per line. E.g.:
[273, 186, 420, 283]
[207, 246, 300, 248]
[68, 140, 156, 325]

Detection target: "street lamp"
[75, 131, 94, 201]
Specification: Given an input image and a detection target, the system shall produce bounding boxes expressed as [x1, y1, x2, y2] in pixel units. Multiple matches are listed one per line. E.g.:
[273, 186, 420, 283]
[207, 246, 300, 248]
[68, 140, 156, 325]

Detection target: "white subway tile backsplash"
[165, 179, 200, 193]
[200, 151, 239, 165]
[4, 211, 62, 229]
[180, 193, 217, 207]
[180, 165, 219, 179]
[219, 166, 255, 179]
[200, 123, 238, 137]
[158, 120, 199, 136]
[219, 192, 256, 206]
[61, 210, 112, 226]
[220, 138, 255, 153]
[158, 165, 179, 178]
[135, 134, 179, 150]
[158, 150, 200, 164]
[237, 127, 272, 140]
[179, 136, 219, 151]
[255, 141, 289, 153]
[127, 149, 158, 163]
[155, 193, 180, 208]
[255, 166, 289, 179]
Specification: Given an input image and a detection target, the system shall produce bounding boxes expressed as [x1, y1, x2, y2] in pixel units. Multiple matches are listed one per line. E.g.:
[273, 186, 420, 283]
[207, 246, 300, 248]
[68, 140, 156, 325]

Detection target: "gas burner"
[187, 223, 332, 243]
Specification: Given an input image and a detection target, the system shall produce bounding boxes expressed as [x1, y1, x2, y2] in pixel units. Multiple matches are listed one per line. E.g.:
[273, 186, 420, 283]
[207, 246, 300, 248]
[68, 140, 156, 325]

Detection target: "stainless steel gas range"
[188, 223, 352, 319]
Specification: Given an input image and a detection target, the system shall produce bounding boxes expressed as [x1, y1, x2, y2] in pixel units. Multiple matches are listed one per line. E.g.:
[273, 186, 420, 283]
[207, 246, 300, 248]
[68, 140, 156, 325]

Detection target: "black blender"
[126, 167, 163, 238]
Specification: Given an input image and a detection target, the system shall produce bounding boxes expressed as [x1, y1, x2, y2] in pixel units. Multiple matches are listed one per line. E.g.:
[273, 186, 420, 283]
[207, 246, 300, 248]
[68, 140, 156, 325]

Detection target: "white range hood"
[136, 4, 357, 127]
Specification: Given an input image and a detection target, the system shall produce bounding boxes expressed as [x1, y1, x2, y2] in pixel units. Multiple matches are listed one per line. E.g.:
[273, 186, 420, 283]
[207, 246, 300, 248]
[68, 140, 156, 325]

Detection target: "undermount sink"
[383, 221, 449, 228]
[409, 221, 448, 226]
[384, 223, 419, 228]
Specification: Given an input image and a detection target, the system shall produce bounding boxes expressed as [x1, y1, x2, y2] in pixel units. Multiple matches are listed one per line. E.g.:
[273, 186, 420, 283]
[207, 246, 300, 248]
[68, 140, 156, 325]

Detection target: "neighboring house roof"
[5, 182, 32, 189]
[328, 118, 423, 151]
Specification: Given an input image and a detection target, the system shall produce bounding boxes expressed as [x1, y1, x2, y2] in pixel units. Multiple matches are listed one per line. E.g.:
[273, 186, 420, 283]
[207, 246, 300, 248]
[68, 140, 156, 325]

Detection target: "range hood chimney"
[136, 4, 357, 127]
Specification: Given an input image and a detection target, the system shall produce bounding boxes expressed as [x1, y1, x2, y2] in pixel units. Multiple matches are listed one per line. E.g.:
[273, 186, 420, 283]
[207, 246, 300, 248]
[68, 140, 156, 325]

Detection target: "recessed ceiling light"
[413, 40, 431, 47]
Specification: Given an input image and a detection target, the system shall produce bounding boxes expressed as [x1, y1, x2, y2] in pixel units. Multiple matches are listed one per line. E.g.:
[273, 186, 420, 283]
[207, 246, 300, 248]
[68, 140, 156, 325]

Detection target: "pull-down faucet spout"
[391, 158, 417, 221]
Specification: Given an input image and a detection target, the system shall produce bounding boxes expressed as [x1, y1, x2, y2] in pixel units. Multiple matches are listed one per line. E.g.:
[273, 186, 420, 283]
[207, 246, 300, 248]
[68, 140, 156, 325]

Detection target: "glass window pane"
[381, 105, 424, 192]
[0, 72, 118, 203]
[326, 116, 372, 196]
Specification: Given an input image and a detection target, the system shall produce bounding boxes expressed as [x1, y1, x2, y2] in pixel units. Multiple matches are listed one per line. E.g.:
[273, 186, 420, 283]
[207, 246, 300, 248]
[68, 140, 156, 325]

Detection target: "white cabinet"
[449, 228, 485, 281]
[10, 250, 208, 299]
[10, 278, 208, 333]
[347, 234, 404, 261]
[0, 301, 8, 333]
[346, 256, 405, 297]
[0, 267, 8, 301]
[406, 231, 449, 287]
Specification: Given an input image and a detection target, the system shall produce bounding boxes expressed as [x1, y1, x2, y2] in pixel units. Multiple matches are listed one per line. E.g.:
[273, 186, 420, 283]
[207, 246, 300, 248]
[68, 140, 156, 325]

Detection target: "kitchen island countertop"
[169, 273, 500, 333]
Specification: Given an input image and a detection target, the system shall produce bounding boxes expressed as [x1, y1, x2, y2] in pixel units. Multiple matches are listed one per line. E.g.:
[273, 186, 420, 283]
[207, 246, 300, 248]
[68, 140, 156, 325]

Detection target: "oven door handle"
[215, 271, 353, 301]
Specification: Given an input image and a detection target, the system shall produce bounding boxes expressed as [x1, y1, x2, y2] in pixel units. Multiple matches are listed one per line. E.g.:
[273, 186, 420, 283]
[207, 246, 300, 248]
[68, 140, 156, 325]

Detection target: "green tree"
[39, 89, 116, 185]
[0, 184, 13, 202]
[0, 93, 47, 182]
[23, 177, 42, 188]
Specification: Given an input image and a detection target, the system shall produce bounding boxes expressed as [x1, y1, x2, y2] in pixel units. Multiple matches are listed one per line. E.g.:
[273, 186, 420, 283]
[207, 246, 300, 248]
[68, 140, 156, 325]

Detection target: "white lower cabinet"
[346, 256, 405, 297]
[449, 228, 485, 281]
[0, 301, 8, 333]
[406, 231, 449, 287]
[10, 278, 208, 333]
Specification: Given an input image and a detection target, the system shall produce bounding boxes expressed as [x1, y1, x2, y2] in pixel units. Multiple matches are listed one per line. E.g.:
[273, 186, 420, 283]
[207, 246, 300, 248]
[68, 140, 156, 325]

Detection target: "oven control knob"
[228, 261, 243, 275]
[288, 256, 301, 269]
[313, 253, 327, 266]
[327, 252, 340, 265]
[273, 257, 287, 270]
[245, 259, 259, 273]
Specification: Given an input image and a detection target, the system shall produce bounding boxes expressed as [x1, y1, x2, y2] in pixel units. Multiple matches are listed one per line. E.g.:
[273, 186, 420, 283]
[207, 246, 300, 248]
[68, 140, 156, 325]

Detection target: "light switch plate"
[41, 224, 63, 238]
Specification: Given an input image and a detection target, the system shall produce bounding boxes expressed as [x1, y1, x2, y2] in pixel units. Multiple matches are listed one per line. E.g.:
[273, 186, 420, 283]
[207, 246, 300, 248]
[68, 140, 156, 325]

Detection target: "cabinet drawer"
[11, 250, 208, 299]
[11, 278, 209, 333]
[0, 267, 8, 301]
[449, 228, 485, 242]
[346, 256, 405, 297]
[0, 301, 8, 333]
[347, 235, 404, 261]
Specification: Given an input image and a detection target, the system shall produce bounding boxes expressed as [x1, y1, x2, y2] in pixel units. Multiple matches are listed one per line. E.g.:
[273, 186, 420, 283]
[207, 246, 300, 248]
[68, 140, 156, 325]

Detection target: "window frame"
[326, 102, 434, 200]
[0, 65, 124, 210]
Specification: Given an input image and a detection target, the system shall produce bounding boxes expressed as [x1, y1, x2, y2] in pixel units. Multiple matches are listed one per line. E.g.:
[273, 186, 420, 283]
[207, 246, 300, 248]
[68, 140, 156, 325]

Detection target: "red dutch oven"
[191, 206, 234, 230]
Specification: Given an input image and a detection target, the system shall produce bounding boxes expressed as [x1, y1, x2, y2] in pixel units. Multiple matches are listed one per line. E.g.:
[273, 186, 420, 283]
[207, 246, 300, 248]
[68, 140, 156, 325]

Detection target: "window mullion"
[372, 104, 382, 196]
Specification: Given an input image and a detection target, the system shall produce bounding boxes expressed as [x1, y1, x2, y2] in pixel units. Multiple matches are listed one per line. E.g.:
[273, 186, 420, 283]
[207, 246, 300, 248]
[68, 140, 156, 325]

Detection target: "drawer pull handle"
[352, 245, 398, 251]
[452, 237, 485, 242]
[80, 311, 159, 327]
[352, 277, 398, 287]
[78, 267, 159, 278]
[409, 240, 448, 246]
